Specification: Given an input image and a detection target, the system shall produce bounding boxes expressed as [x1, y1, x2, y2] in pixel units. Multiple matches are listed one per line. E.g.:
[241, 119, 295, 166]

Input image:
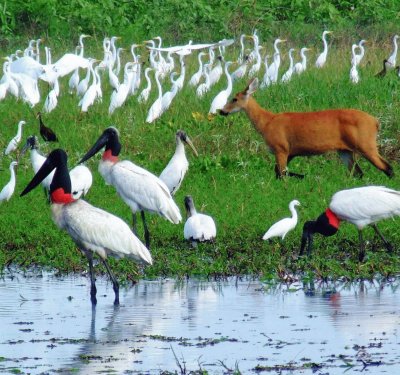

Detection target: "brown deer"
[220, 78, 393, 179]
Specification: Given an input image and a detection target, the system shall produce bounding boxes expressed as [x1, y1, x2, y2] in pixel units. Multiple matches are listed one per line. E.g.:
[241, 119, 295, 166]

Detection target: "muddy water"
[1, 272, 400, 374]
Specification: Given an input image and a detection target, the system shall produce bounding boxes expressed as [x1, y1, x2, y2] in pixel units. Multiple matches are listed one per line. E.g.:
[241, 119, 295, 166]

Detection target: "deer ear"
[245, 78, 258, 96]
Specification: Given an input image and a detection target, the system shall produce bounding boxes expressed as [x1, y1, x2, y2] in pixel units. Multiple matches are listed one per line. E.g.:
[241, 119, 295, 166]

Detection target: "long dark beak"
[219, 109, 229, 116]
[184, 136, 198, 157]
[20, 154, 56, 197]
[19, 143, 30, 160]
[79, 133, 108, 164]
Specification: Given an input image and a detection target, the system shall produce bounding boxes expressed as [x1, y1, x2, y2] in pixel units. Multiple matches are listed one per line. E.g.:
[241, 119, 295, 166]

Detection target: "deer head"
[219, 78, 258, 116]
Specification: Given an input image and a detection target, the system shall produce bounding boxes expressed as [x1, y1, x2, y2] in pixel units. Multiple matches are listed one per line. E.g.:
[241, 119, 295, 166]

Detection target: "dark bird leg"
[141, 210, 150, 249]
[87, 253, 97, 305]
[132, 212, 138, 236]
[371, 224, 393, 252]
[358, 230, 365, 262]
[101, 258, 120, 305]
[300, 223, 314, 256]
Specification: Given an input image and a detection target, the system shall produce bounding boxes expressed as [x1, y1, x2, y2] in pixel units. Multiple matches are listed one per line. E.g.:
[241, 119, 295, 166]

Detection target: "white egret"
[262, 200, 300, 240]
[79, 65, 102, 112]
[352, 39, 367, 66]
[300, 186, 400, 261]
[146, 70, 163, 123]
[78, 127, 182, 249]
[248, 45, 263, 78]
[183, 196, 216, 244]
[267, 38, 286, 83]
[260, 54, 271, 89]
[293, 47, 311, 74]
[159, 130, 198, 195]
[196, 63, 211, 98]
[209, 61, 234, 114]
[68, 46, 81, 94]
[77, 58, 96, 97]
[208, 55, 223, 87]
[0, 161, 18, 202]
[160, 72, 179, 112]
[231, 54, 249, 81]
[21, 149, 152, 305]
[43, 77, 59, 113]
[0, 61, 19, 98]
[174, 55, 186, 91]
[315, 30, 332, 68]
[350, 45, 359, 84]
[5, 120, 26, 155]
[109, 62, 136, 114]
[189, 52, 207, 86]
[281, 49, 296, 83]
[387, 35, 399, 68]
[137, 67, 152, 104]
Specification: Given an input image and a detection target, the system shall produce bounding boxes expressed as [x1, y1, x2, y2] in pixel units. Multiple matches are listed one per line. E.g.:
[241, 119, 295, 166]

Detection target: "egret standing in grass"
[78, 127, 182, 248]
[315, 30, 332, 68]
[5, 120, 26, 155]
[183, 195, 216, 246]
[387, 34, 399, 68]
[20, 149, 152, 305]
[263, 200, 300, 240]
[0, 161, 18, 202]
[159, 130, 198, 195]
[300, 186, 400, 261]
[209, 61, 234, 114]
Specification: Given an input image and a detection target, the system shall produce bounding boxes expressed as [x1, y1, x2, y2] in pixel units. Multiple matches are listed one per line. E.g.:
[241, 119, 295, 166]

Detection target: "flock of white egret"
[1, 30, 400, 304]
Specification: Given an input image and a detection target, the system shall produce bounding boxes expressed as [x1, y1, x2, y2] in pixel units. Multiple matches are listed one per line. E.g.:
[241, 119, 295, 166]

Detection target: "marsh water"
[1, 272, 400, 374]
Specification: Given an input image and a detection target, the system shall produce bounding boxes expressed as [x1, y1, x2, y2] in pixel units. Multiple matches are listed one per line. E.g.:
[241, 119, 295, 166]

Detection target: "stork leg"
[132, 212, 138, 236]
[358, 230, 365, 262]
[371, 224, 393, 252]
[141, 210, 150, 249]
[101, 258, 120, 306]
[87, 253, 97, 305]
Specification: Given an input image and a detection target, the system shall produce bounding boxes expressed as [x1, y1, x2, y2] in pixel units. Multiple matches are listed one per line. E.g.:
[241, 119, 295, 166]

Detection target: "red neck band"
[326, 208, 340, 229]
[51, 188, 75, 204]
[102, 149, 119, 163]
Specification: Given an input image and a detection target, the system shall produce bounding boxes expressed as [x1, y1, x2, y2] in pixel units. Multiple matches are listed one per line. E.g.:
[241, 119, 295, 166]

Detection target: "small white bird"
[301, 186, 400, 261]
[0, 161, 18, 202]
[293, 48, 311, 74]
[262, 200, 300, 240]
[350, 62, 359, 84]
[387, 34, 399, 68]
[183, 195, 216, 244]
[209, 61, 234, 114]
[159, 130, 198, 195]
[5, 120, 26, 155]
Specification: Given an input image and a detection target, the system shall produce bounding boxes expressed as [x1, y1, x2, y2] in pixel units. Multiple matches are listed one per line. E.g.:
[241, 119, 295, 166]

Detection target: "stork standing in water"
[0, 161, 18, 202]
[20, 149, 152, 305]
[159, 130, 198, 195]
[5, 120, 26, 155]
[300, 186, 400, 261]
[183, 195, 216, 246]
[79, 127, 181, 248]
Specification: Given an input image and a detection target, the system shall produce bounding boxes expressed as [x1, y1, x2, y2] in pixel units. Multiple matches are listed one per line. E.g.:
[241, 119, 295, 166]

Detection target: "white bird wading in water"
[78, 127, 182, 249]
[20, 149, 152, 305]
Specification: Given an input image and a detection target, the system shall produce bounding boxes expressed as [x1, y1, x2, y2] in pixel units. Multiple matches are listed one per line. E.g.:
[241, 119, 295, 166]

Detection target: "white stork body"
[21, 149, 151, 305]
[262, 200, 300, 240]
[184, 196, 216, 243]
[5, 120, 26, 155]
[0, 161, 18, 202]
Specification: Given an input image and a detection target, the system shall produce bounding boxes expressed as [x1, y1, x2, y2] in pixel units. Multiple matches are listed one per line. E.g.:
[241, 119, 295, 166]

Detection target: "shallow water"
[1, 272, 400, 374]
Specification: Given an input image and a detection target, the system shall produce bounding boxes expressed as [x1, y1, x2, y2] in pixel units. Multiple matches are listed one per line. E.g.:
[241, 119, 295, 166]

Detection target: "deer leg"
[338, 151, 363, 178]
[371, 223, 393, 252]
[275, 153, 304, 179]
[358, 148, 394, 178]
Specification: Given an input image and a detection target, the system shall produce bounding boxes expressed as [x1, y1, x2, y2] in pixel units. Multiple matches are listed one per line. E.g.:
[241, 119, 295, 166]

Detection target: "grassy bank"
[0, 29, 400, 282]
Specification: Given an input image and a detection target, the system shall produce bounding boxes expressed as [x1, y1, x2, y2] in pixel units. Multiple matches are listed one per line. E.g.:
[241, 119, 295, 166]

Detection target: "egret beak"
[184, 136, 198, 157]
[78, 132, 109, 164]
[20, 150, 60, 197]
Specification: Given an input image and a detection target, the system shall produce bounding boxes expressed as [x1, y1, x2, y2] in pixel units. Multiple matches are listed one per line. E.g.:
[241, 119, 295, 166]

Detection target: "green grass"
[1, 32, 400, 282]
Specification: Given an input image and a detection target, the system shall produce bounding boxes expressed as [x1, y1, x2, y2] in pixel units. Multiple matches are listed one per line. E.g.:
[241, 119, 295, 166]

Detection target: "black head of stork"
[79, 126, 121, 164]
[176, 130, 198, 156]
[20, 148, 74, 204]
